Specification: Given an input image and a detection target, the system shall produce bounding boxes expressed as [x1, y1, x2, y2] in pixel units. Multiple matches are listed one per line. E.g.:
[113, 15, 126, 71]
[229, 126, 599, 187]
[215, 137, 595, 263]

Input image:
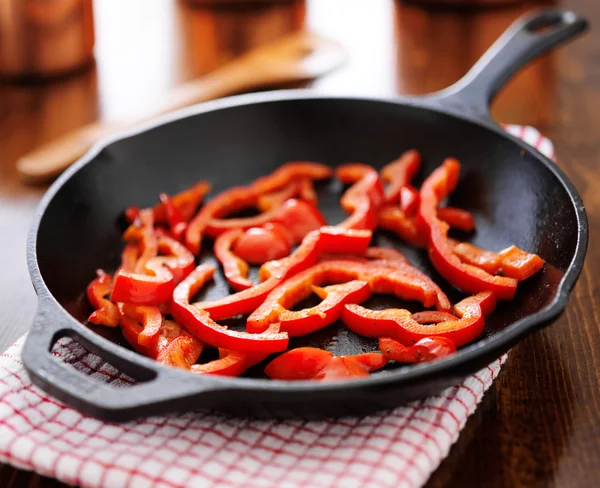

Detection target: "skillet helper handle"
[432, 9, 588, 120]
[22, 296, 222, 422]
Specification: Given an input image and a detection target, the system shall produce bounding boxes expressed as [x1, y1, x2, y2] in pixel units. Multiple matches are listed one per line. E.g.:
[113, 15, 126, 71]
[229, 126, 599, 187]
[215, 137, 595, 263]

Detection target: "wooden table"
[1, 0, 598, 486]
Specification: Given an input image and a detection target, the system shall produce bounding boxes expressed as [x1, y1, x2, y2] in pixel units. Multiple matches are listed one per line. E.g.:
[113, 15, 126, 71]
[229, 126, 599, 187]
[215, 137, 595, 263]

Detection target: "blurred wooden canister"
[0, 0, 94, 80]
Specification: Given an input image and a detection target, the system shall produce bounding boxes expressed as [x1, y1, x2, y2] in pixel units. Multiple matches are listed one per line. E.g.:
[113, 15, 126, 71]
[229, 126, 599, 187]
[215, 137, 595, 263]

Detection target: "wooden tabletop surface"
[1, 0, 599, 486]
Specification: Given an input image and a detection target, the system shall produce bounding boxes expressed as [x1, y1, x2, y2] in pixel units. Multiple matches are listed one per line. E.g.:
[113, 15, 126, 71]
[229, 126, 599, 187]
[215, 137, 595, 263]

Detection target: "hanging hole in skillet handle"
[426, 9, 588, 123]
[21, 296, 225, 422]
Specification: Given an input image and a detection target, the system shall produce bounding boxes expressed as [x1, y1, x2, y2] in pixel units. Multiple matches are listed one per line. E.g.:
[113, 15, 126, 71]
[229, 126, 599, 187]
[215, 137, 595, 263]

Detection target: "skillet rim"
[26, 89, 589, 394]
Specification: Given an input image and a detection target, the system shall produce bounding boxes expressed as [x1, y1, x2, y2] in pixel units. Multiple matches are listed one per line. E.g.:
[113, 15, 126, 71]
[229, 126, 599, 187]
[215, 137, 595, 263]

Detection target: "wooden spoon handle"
[16, 59, 284, 184]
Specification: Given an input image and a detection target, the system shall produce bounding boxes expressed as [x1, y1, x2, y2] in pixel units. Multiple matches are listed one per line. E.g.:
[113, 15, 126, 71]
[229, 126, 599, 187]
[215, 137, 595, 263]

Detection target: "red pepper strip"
[257, 181, 301, 212]
[341, 291, 496, 347]
[450, 240, 544, 280]
[336, 164, 385, 231]
[411, 311, 457, 324]
[159, 193, 187, 241]
[298, 178, 318, 205]
[185, 186, 257, 255]
[119, 303, 163, 347]
[417, 159, 518, 300]
[118, 244, 139, 274]
[378, 205, 426, 246]
[497, 245, 545, 280]
[197, 228, 373, 321]
[119, 312, 203, 367]
[264, 347, 388, 381]
[251, 280, 370, 337]
[156, 335, 205, 369]
[248, 259, 444, 333]
[87, 270, 120, 327]
[123, 209, 158, 273]
[400, 185, 420, 217]
[379, 336, 457, 363]
[214, 229, 254, 292]
[171, 264, 289, 353]
[206, 198, 327, 242]
[250, 161, 333, 195]
[125, 181, 211, 224]
[153, 233, 196, 285]
[233, 224, 292, 265]
[380, 150, 421, 204]
[189, 325, 278, 376]
[437, 207, 476, 232]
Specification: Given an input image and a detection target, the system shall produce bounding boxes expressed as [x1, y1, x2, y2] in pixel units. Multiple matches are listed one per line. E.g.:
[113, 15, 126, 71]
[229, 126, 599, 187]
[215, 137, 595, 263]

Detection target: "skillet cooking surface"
[40, 97, 574, 377]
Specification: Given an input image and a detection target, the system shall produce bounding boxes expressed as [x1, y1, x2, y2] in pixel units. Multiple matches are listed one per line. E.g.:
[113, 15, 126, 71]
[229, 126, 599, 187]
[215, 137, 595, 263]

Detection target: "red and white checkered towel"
[0, 126, 554, 488]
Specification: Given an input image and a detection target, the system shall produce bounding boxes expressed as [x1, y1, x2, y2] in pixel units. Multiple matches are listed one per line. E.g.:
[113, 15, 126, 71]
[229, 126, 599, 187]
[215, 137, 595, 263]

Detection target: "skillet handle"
[430, 9, 588, 121]
[22, 296, 224, 422]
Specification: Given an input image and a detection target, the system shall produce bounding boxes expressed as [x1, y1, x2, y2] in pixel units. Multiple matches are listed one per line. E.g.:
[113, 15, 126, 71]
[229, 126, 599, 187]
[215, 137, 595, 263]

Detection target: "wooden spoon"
[17, 32, 345, 184]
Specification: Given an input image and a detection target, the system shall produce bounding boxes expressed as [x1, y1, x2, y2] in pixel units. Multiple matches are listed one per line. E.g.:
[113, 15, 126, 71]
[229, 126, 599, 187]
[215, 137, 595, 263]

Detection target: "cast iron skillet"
[24, 9, 589, 422]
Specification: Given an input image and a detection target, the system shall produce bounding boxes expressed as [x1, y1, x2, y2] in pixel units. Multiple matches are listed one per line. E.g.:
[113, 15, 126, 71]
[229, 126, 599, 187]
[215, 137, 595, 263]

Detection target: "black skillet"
[23, 9, 589, 422]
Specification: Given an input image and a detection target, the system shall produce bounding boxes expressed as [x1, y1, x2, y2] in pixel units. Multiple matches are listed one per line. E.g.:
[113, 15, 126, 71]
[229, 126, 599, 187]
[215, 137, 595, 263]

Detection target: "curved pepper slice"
[336, 163, 385, 231]
[251, 279, 370, 337]
[171, 263, 289, 353]
[264, 347, 388, 381]
[450, 241, 544, 280]
[197, 227, 373, 321]
[214, 229, 254, 292]
[380, 150, 421, 204]
[159, 193, 188, 241]
[250, 161, 333, 195]
[185, 186, 257, 255]
[233, 224, 292, 265]
[248, 259, 446, 333]
[119, 303, 163, 348]
[379, 336, 457, 363]
[118, 244, 139, 274]
[257, 179, 318, 212]
[206, 198, 327, 242]
[125, 181, 211, 224]
[87, 270, 120, 327]
[400, 185, 420, 217]
[417, 159, 518, 300]
[437, 207, 475, 232]
[341, 291, 496, 347]
[378, 205, 426, 246]
[120, 314, 203, 368]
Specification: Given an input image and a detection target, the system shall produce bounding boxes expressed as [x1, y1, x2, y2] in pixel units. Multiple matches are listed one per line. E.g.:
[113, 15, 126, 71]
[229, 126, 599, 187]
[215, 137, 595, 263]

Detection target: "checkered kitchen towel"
[0, 126, 554, 488]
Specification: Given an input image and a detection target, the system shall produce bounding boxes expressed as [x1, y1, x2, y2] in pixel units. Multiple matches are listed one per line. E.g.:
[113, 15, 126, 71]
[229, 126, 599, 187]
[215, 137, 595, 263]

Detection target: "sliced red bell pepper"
[417, 159, 518, 300]
[316, 226, 372, 256]
[214, 229, 254, 292]
[120, 312, 203, 367]
[341, 291, 496, 347]
[249, 279, 370, 337]
[198, 228, 372, 321]
[159, 193, 187, 241]
[450, 240, 501, 274]
[378, 205, 426, 246]
[411, 311, 457, 324]
[118, 244, 139, 274]
[380, 150, 421, 204]
[336, 164, 385, 231]
[400, 185, 420, 217]
[379, 336, 457, 363]
[153, 232, 196, 285]
[123, 209, 158, 273]
[206, 198, 326, 242]
[87, 270, 120, 327]
[248, 259, 446, 333]
[264, 347, 388, 381]
[250, 161, 333, 195]
[119, 303, 163, 348]
[171, 264, 289, 353]
[437, 207, 476, 232]
[496, 245, 545, 280]
[257, 181, 301, 212]
[125, 181, 211, 224]
[185, 186, 257, 254]
[233, 224, 292, 265]
[298, 178, 318, 205]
